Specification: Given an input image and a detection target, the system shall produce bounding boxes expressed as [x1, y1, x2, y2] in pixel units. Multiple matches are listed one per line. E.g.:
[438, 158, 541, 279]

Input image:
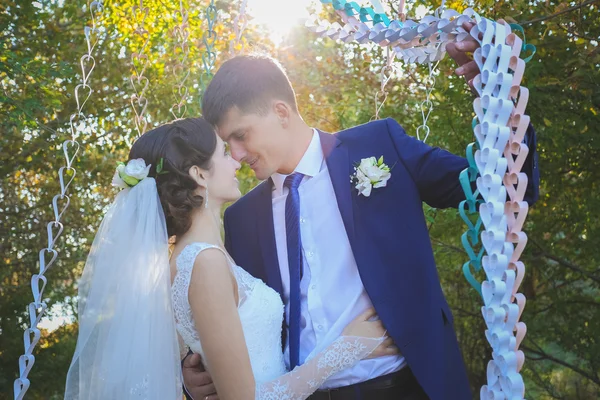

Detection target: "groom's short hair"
[202, 54, 298, 127]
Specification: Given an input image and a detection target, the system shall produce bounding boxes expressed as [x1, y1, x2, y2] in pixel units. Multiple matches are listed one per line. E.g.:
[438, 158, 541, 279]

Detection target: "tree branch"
[526, 361, 565, 399]
[556, 22, 599, 42]
[522, 340, 600, 385]
[431, 237, 468, 256]
[520, 0, 599, 25]
[529, 299, 600, 316]
[387, 1, 398, 17]
[529, 237, 600, 284]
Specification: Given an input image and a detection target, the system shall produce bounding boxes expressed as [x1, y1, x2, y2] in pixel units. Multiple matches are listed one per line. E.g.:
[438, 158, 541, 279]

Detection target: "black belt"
[307, 367, 428, 400]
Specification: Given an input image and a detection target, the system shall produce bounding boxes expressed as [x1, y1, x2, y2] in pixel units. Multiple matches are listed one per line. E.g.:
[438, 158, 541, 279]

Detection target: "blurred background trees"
[1, 0, 598, 398]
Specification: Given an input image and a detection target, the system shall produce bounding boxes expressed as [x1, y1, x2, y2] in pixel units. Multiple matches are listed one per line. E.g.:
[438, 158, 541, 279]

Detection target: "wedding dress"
[64, 178, 381, 400]
[171, 242, 383, 399]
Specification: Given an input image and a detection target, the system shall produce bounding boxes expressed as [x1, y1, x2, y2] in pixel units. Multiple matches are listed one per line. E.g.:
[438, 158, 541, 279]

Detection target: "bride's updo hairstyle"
[128, 117, 217, 238]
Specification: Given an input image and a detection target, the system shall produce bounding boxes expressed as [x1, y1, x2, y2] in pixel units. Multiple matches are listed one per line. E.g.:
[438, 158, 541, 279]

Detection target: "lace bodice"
[171, 242, 383, 399]
[172, 242, 287, 383]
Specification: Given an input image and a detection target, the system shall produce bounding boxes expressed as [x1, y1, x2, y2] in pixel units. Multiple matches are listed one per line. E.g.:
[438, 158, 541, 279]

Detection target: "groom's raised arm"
[383, 118, 539, 208]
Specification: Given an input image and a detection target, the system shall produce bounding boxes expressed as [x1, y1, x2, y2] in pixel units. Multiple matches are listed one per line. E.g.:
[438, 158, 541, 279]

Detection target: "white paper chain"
[306, 7, 478, 65]
[129, 0, 152, 136]
[170, 0, 191, 120]
[229, 0, 248, 56]
[415, 56, 440, 143]
[469, 18, 530, 400]
[307, 5, 532, 398]
[13, 2, 104, 399]
[371, 47, 395, 121]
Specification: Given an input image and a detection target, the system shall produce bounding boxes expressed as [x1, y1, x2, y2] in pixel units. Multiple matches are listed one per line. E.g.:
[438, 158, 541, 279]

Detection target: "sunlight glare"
[246, 0, 317, 44]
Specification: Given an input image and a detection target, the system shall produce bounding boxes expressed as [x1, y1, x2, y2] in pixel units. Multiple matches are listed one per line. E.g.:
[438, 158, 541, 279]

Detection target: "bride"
[64, 117, 392, 399]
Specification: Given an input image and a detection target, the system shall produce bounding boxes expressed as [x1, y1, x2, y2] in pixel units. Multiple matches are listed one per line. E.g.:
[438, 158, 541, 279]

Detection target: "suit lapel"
[255, 179, 284, 297]
[320, 131, 357, 251]
[321, 131, 391, 334]
[321, 131, 377, 299]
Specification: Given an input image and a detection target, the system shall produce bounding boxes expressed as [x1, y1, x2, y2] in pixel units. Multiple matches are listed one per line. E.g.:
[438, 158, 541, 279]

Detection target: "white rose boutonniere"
[351, 156, 391, 197]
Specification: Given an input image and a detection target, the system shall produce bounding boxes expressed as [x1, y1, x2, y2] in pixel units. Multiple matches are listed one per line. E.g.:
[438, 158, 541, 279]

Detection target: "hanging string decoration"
[129, 0, 152, 137]
[229, 0, 248, 56]
[415, 59, 439, 143]
[170, 0, 191, 120]
[198, 0, 218, 108]
[371, 47, 395, 121]
[13, 2, 104, 399]
[306, 2, 464, 141]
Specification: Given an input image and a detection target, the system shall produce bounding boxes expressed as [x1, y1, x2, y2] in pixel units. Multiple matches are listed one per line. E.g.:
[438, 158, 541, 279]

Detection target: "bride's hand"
[342, 308, 385, 338]
[342, 308, 400, 359]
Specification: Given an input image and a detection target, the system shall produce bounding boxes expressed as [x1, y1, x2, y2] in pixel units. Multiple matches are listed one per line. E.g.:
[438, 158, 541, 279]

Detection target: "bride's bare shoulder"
[188, 247, 239, 303]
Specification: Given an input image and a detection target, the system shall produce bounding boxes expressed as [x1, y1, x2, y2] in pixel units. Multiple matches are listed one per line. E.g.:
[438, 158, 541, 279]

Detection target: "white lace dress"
[171, 242, 382, 400]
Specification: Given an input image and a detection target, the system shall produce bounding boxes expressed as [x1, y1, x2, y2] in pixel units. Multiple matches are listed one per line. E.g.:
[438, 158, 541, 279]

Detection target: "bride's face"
[205, 136, 242, 204]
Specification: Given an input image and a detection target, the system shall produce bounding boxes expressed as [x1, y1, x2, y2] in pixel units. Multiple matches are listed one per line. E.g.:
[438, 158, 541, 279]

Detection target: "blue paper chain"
[325, 0, 391, 25]
[458, 142, 484, 296]
[509, 23, 537, 63]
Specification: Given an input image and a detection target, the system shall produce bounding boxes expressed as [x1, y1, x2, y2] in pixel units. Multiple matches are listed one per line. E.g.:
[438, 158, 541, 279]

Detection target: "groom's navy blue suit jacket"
[223, 118, 539, 400]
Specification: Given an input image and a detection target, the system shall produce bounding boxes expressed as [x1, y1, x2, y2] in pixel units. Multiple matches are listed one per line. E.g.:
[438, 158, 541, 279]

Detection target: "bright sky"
[247, 0, 432, 44]
[38, 302, 75, 332]
[246, 0, 317, 44]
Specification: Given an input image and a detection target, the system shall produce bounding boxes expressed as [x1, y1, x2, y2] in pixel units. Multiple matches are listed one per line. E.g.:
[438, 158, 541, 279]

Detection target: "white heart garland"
[306, 4, 533, 399]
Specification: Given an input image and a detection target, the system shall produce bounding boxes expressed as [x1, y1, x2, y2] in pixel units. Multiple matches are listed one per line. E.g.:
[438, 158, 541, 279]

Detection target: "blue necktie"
[284, 172, 304, 369]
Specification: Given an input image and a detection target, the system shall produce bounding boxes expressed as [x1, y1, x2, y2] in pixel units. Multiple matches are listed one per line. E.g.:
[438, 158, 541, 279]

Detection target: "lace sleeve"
[255, 335, 383, 400]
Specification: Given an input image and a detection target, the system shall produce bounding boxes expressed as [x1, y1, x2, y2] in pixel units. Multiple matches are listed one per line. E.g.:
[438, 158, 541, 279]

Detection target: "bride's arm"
[188, 248, 256, 400]
[189, 249, 390, 400]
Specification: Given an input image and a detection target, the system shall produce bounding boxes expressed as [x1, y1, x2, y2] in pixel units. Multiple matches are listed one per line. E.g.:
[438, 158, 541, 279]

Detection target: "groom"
[183, 35, 539, 400]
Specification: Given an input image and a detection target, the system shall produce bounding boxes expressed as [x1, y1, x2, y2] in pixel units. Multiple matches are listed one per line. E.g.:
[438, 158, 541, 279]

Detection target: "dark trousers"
[307, 367, 429, 400]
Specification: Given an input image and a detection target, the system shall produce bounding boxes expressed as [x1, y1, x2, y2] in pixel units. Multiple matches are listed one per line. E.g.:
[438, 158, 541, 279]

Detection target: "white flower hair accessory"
[351, 156, 391, 197]
[112, 158, 152, 189]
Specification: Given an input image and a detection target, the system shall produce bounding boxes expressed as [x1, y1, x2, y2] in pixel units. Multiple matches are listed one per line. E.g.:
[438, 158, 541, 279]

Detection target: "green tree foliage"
[0, 0, 260, 397]
[1, 0, 598, 398]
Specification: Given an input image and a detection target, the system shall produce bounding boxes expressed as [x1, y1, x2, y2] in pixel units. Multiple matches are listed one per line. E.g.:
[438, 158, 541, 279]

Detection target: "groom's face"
[217, 105, 290, 180]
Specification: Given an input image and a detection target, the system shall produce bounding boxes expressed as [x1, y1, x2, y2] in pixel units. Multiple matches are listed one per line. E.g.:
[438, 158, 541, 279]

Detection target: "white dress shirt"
[271, 129, 405, 388]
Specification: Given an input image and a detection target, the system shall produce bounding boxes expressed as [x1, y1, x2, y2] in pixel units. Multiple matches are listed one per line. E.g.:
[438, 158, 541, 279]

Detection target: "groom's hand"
[182, 353, 219, 400]
[447, 20, 509, 93]
[446, 21, 481, 92]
